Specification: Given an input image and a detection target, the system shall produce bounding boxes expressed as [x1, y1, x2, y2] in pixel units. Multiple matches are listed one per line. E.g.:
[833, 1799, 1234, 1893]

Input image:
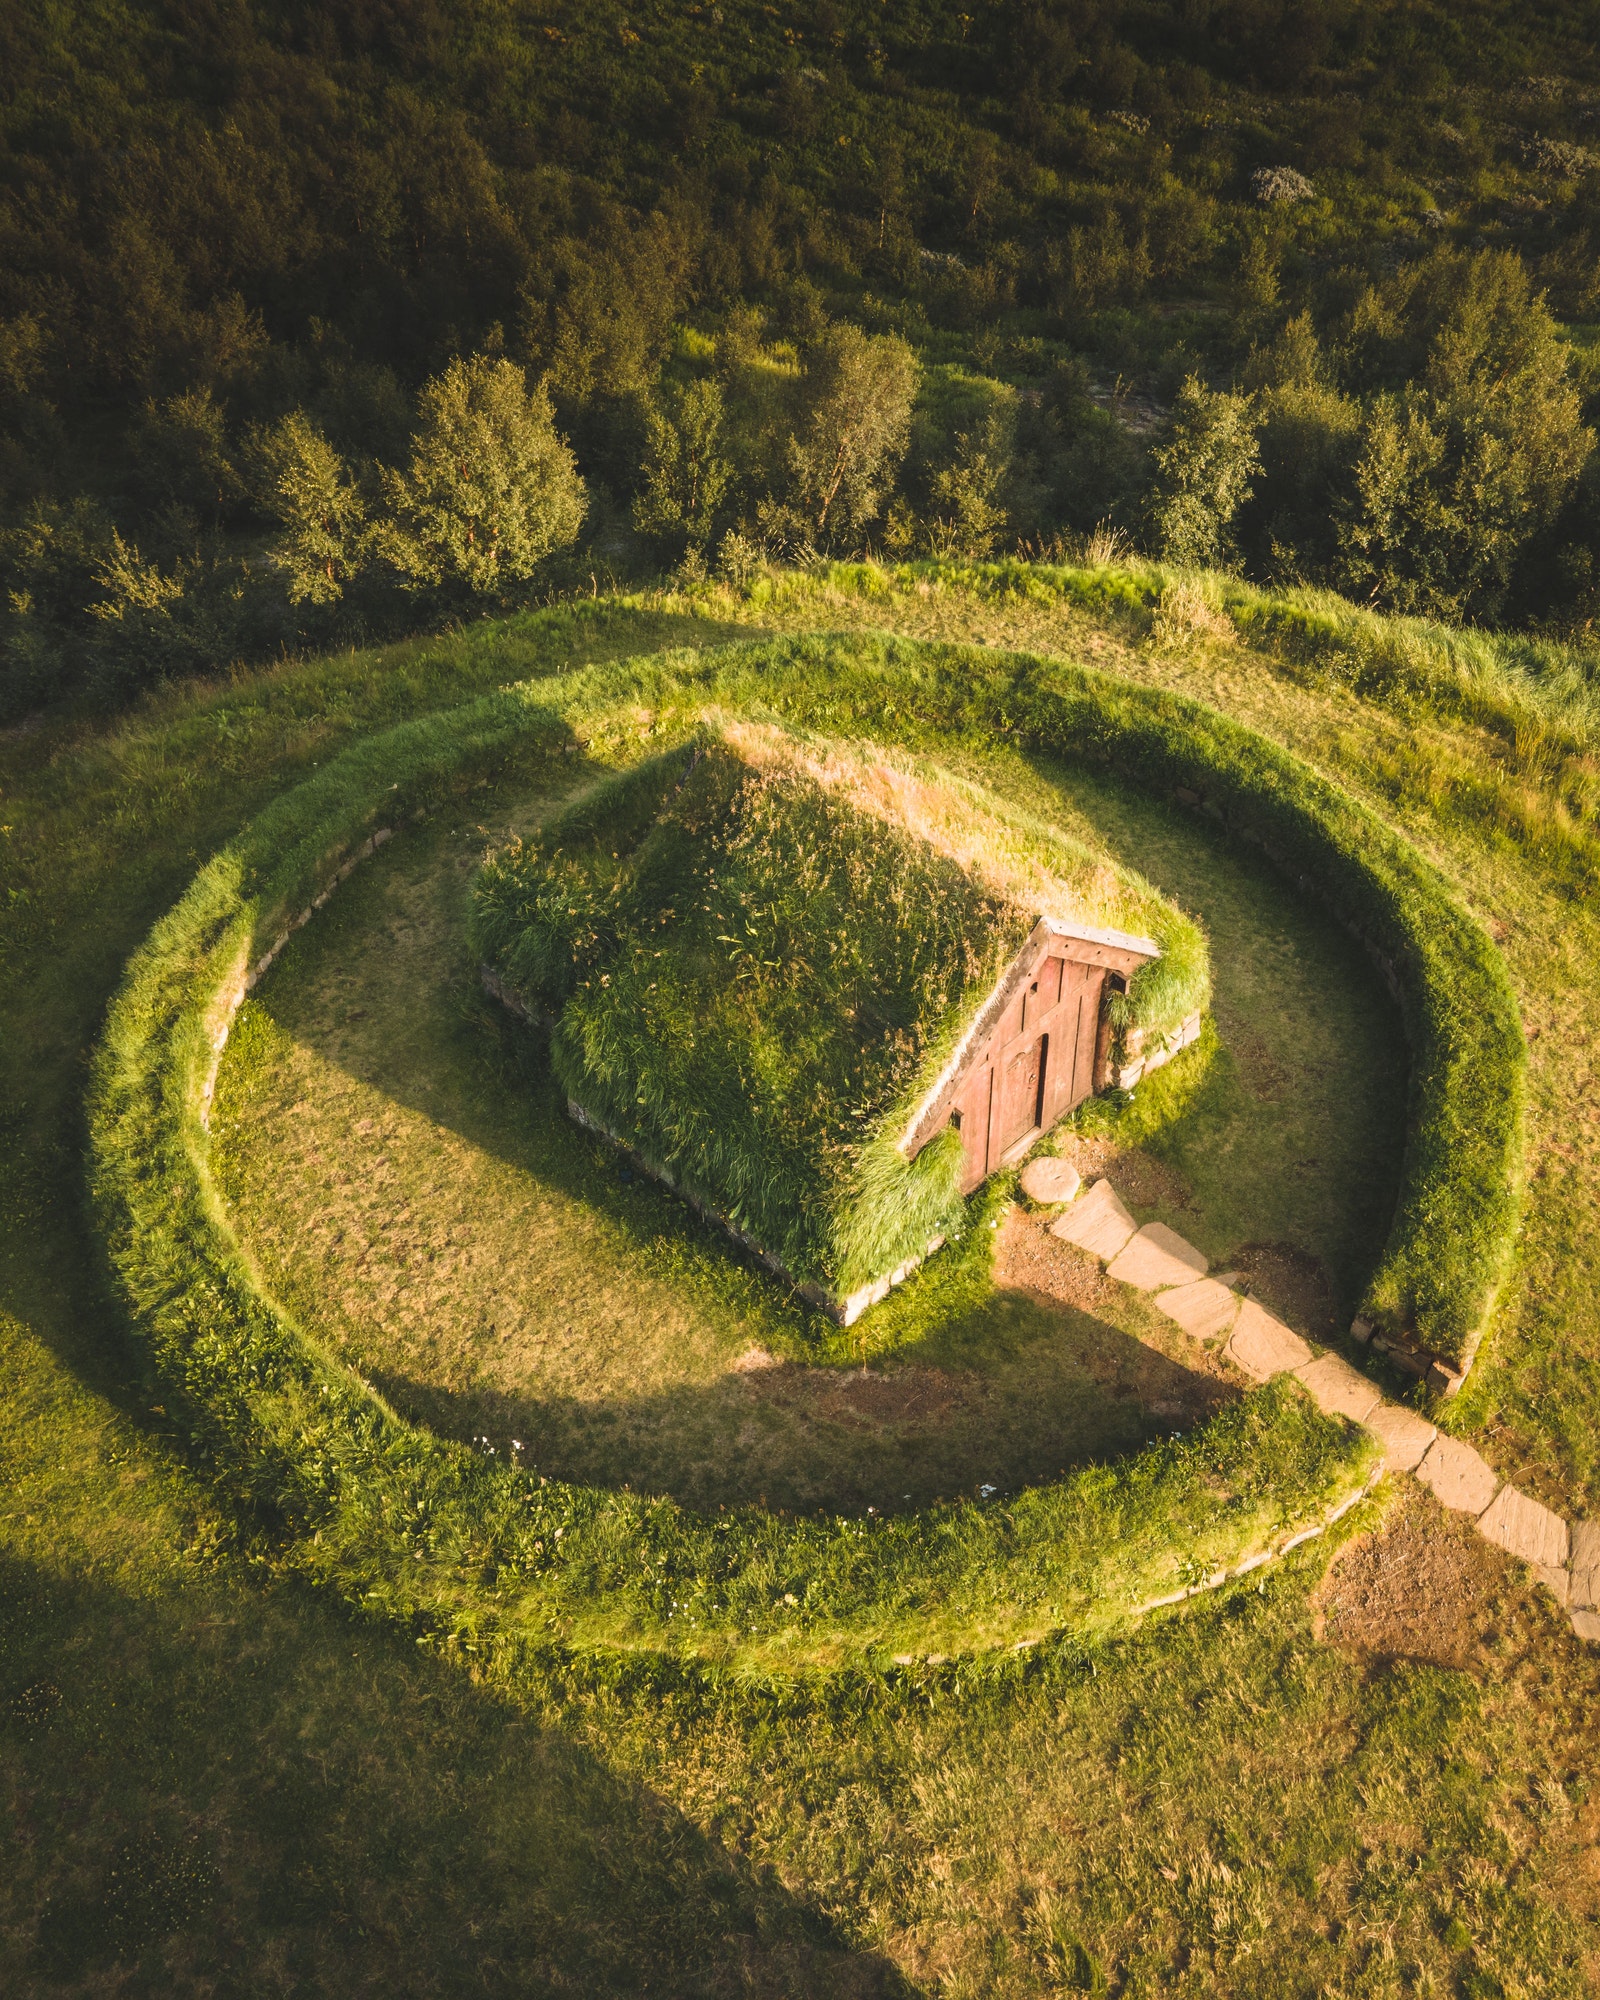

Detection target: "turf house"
[473, 719, 1209, 1322]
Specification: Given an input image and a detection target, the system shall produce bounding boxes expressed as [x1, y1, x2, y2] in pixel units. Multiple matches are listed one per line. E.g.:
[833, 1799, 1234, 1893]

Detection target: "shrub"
[381, 355, 587, 594]
[1145, 378, 1261, 570]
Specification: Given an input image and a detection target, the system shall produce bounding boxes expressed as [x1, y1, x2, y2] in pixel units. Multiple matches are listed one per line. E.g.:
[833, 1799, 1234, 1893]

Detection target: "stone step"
[1081, 1176, 1599, 1648]
[1107, 1221, 1209, 1292]
[1225, 1300, 1313, 1381]
[1019, 1156, 1081, 1205]
[1049, 1177, 1137, 1262]
[1362, 1403, 1436, 1474]
[1154, 1277, 1241, 1344]
[1414, 1434, 1500, 1517]
[1293, 1353, 1383, 1426]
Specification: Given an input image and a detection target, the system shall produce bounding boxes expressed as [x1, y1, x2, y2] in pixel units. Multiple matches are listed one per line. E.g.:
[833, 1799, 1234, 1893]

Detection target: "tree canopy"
[7, 0, 1600, 715]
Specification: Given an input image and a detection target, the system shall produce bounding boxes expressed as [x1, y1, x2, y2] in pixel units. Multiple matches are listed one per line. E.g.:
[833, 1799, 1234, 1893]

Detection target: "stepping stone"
[1571, 1521, 1600, 1610]
[1225, 1300, 1313, 1381]
[1572, 1608, 1600, 1642]
[1154, 1278, 1241, 1344]
[1414, 1435, 1499, 1517]
[1293, 1354, 1382, 1426]
[1476, 1484, 1570, 1572]
[1106, 1222, 1208, 1291]
[1362, 1402, 1436, 1474]
[1019, 1157, 1081, 1205]
[1049, 1178, 1136, 1262]
[1537, 1564, 1571, 1607]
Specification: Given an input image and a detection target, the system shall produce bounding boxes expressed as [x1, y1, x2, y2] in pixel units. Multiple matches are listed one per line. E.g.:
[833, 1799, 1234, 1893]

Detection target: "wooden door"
[952, 1062, 994, 1194]
[1068, 967, 1104, 1105]
[998, 1031, 1047, 1156]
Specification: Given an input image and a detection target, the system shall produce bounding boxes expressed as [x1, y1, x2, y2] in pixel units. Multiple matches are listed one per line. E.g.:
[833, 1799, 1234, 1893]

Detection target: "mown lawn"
[3, 568, 1598, 1993]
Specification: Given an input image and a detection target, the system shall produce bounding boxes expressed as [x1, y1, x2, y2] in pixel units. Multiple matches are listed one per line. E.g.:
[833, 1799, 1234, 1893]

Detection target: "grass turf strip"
[87, 632, 1514, 1672]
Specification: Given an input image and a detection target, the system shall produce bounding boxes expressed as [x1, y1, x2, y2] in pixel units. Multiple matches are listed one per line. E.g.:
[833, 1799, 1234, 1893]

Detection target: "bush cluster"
[10, 6, 1600, 719]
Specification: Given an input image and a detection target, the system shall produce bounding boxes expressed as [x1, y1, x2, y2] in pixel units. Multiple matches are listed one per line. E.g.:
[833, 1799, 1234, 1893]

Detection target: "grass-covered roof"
[472, 718, 1208, 1300]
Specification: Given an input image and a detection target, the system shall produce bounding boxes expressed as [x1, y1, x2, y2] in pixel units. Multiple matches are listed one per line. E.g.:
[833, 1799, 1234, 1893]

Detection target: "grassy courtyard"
[208, 720, 1403, 1518]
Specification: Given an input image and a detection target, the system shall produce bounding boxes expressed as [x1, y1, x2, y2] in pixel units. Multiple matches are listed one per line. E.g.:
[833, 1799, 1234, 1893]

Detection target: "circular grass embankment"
[205, 745, 1399, 1515]
[86, 633, 1520, 1678]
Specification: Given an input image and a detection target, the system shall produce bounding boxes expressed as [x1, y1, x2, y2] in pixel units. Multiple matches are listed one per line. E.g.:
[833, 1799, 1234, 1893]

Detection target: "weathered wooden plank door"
[997, 1030, 1047, 1156]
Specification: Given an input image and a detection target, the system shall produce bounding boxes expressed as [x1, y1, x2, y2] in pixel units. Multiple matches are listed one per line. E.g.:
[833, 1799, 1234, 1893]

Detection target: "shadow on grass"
[207, 792, 1247, 1511]
[364, 1287, 1237, 1514]
[0, 1550, 916, 1997]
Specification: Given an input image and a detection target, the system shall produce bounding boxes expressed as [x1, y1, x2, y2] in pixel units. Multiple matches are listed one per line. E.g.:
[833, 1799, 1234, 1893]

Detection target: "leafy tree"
[786, 326, 917, 543]
[923, 434, 1009, 558]
[1145, 378, 1261, 570]
[1039, 361, 1147, 536]
[382, 356, 587, 594]
[85, 532, 212, 693]
[0, 496, 109, 717]
[1333, 252, 1591, 619]
[528, 210, 697, 403]
[1240, 314, 1363, 580]
[633, 378, 734, 553]
[126, 388, 241, 526]
[253, 413, 368, 605]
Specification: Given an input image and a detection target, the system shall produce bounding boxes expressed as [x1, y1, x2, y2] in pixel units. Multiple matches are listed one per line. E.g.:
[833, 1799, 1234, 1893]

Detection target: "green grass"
[975, 747, 1412, 1323]
[5, 567, 1599, 1992]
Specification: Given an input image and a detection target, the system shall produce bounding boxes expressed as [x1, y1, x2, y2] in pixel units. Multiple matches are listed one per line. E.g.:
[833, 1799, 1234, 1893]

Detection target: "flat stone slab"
[1019, 1157, 1081, 1205]
[1049, 1178, 1137, 1263]
[1293, 1353, 1383, 1425]
[1570, 1520, 1600, 1610]
[1154, 1278, 1241, 1344]
[1536, 1563, 1571, 1607]
[1476, 1483, 1570, 1571]
[1415, 1434, 1500, 1517]
[1225, 1300, 1313, 1381]
[1362, 1402, 1437, 1474]
[1106, 1221, 1208, 1291]
[1572, 1608, 1600, 1642]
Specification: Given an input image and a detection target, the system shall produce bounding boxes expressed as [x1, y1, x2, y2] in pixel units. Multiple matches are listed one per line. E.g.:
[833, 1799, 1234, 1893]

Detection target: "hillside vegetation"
[9, 1, 1600, 721]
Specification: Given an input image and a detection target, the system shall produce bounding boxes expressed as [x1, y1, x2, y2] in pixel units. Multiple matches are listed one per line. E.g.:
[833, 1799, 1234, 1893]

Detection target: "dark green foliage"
[9, 7, 1600, 713]
[1331, 252, 1592, 621]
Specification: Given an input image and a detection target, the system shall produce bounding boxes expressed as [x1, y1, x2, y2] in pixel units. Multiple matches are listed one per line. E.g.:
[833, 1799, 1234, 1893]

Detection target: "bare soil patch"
[1316, 1490, 1523, 1673]
[749, 1361, 978, 1430]
[1047, 1136, 1194, 1215]
[994, 1208, 1237, 1430]
[1227, 1241, 1337, 1343]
